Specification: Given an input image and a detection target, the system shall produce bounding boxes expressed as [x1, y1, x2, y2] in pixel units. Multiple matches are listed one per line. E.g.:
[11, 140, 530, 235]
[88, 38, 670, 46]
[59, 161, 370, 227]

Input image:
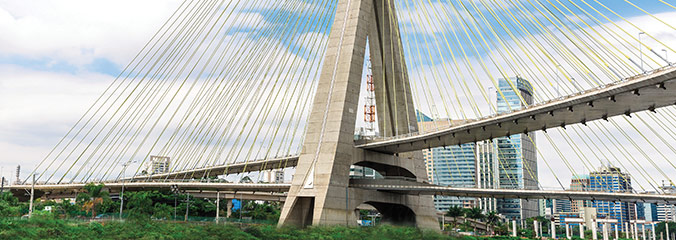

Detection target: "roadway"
[351, 179, 676, 204]
[356, 65, 676, 153]
[10, 179, 676, 204]
[124, 155, 299, 180]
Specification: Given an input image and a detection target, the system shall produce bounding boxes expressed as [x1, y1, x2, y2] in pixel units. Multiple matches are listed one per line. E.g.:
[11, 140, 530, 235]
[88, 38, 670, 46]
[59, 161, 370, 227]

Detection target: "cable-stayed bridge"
[12, 0, 676, 230]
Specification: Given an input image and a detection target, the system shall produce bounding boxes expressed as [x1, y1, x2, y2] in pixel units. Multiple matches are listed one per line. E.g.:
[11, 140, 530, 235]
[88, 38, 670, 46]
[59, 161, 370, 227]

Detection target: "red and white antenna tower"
[364, 59, 376, 137]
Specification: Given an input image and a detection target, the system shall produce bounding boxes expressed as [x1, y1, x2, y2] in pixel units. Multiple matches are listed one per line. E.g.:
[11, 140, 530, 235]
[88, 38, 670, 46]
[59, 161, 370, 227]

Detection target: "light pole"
[171, 184, 179, 220]
[663, 49, 669, 64]
[29, 174, 35, 218]
[639, 32, 645, 72]
[119, 161, 130, 220]
[184, 193, 191, 222]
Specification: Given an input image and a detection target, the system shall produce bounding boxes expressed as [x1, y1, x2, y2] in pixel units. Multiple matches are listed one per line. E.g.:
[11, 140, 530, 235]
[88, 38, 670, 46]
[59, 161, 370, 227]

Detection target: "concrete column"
[566, 224, 570, 239]
[512, 220, 517, 237]
[552, 221, 557, 239]
[616, 224, 619, 240]
[627, 222, 631, 239]
[652, 223, 656, 240]
[593, 220, 598, 240]
[643, 224, 647, 240]
[603, 223, 609, 240]
[666, 223, 670, 240]
[581, 224, 585, 239]
[226, 200, 232, 218]
[534, 220, 539, 238]
[635, 222, 640, 240]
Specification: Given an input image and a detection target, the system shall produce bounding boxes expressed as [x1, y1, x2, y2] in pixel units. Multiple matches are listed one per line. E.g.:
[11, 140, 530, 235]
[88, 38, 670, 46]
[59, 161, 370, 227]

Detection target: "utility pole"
[28, 174, 35, 218]
[1, 177, 5, 194]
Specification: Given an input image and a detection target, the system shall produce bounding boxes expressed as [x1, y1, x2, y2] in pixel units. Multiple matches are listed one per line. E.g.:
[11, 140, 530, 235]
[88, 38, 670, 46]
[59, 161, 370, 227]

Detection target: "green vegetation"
[0, 215, 528, 240]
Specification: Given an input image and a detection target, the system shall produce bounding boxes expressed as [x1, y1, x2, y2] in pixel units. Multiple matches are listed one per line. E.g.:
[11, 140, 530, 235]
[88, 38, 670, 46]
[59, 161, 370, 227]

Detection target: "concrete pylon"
[277, 0, 438, 230]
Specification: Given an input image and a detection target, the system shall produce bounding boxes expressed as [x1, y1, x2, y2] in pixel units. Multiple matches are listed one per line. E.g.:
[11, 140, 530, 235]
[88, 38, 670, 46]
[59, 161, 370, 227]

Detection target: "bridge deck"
[356, 65, 676, 153]
[11, 179, 676, 203]
[125, 155, 299, 180]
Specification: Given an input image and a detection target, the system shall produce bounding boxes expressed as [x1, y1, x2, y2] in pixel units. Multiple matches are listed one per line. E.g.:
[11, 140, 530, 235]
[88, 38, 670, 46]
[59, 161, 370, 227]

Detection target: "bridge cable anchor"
[560, 123, 566, 129]
[649, 105, 656, 113]
[625, 110, 632, 117]
[581, 119, 587, 126]
[602, 114, 609, 121]
[542, 126, 547, 133]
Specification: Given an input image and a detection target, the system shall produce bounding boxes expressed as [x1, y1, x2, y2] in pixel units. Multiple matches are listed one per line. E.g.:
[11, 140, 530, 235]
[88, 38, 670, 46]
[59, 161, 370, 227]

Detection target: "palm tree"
[464, 207, 486, 221]
[445, 206, 464, 227]
[486, 211, 501, 235]
[464, 207, 486, 233]
[81, 183, 108, 218]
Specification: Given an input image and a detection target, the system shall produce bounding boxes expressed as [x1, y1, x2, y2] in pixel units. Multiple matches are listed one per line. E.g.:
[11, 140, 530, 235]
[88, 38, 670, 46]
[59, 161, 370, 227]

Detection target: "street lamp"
[663, 49, 669, 64]
[119, 160, 137, 219]
[639, 32, 645, 72]
[171, 184, 180, 220]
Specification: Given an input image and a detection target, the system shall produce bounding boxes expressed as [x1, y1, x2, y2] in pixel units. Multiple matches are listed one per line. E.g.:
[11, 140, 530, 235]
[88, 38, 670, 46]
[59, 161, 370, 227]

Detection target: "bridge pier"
[277, 0, 437, 230]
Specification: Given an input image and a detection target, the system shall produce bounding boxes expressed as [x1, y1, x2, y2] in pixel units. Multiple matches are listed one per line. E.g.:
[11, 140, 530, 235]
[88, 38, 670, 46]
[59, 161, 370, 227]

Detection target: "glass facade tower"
[419, 115, 477, 211]
[494, 77, 539, 221]
[587, 165, 633, 230]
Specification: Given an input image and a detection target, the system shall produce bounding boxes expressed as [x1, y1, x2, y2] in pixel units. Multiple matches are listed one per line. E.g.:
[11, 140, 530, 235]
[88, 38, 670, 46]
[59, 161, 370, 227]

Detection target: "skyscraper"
[570, 175, 590, 213]
[494, 77, 539, 221]
[419, 115, 477, 211]
[587, 165, 633, 230]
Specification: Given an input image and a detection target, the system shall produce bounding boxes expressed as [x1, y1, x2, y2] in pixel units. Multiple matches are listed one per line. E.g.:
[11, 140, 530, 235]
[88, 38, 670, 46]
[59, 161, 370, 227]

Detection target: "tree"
[127, 191, 153, 221]
[656, 222, 676, 240]
[445, 206, 464, 228]
[485, 211, 501, 234]
[80, 183, 109, 218]
[464, 207, 486, 221]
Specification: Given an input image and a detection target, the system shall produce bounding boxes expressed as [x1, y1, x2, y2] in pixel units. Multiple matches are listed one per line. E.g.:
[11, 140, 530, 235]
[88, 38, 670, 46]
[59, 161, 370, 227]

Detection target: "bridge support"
[277, 0, 437, 230]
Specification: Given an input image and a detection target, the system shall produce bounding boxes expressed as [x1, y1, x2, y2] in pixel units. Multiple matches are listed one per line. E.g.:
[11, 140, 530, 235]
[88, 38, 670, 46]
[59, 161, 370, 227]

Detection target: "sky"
[1, 0, 676, 190]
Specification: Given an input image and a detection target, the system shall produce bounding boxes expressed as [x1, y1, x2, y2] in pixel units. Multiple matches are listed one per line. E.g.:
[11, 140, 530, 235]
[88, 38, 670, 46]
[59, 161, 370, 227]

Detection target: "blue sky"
[1, 0, 675, 189]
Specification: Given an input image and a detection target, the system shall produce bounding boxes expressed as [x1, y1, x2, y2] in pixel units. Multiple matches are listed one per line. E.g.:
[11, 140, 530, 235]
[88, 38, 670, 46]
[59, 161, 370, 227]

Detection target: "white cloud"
[0, 0, 183, 67]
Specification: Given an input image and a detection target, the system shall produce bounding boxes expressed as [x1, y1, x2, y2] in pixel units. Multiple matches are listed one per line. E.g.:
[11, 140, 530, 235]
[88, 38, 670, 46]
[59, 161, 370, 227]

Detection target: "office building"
[494, 77, 539, 221]
[147, 156, 171, 175]
[657, 184, 676, 221]
[586, 165, 633, 230]
[570, 175, 590, 212]
[419, 115, 477, 211]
